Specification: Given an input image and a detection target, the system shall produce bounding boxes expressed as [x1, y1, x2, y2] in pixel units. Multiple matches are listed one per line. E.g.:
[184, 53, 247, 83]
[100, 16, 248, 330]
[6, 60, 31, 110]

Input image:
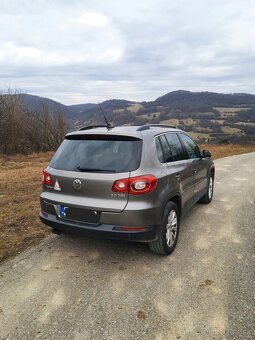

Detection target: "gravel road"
[0, 152, 254, 340]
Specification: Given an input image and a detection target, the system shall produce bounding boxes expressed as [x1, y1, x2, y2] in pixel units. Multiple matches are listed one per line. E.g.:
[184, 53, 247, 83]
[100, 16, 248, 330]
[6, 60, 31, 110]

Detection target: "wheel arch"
[161, 193, 182, 221]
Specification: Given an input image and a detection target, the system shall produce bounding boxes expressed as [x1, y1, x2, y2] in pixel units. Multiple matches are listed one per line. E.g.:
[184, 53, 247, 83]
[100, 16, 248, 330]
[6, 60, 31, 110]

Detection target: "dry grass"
[199, 144, 255, 159]
[215, 107, 243, 118]
[221, 126, 242, 135]
[0, 152, 53, 262]
[189, 131, 210, 139]
[127, 104, 143, 113]
[160, 118, 179, 125]
[211, 119, 225, 125]
[1, 145, 255, 263]
[180, 118, 195, 125]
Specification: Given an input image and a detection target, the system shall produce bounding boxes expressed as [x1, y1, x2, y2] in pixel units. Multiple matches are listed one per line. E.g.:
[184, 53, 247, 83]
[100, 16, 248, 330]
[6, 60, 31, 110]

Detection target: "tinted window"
[165, 133, 185, 161]
[50, 135, 142, 173]
[155, 137, 164, 163]
[179, 134, 201, 159]
[159, 135, 172, 162]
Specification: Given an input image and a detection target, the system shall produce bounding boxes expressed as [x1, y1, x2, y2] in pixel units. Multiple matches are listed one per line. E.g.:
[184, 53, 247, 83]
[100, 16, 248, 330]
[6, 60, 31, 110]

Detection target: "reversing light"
[131, 180, 147, 191]
[112, 178, 129, 193]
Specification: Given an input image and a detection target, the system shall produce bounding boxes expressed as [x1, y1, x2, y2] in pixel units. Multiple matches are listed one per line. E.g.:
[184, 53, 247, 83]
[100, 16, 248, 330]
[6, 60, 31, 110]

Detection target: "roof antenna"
[98, 102, 112, 130]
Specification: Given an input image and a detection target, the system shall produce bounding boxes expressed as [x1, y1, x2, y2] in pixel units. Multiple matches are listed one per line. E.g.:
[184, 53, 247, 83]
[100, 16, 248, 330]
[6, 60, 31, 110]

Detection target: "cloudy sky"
[0, 0, 254, 104]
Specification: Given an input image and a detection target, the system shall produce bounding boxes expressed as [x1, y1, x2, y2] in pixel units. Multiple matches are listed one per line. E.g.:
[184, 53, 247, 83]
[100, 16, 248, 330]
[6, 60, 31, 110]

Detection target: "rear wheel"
[200, 174, 214, 204]
[148, 201, 180, 255]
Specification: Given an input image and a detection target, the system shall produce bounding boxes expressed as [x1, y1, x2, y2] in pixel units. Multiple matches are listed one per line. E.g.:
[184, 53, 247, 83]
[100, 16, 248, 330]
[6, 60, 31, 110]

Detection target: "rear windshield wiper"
[76, 166, 117, 173]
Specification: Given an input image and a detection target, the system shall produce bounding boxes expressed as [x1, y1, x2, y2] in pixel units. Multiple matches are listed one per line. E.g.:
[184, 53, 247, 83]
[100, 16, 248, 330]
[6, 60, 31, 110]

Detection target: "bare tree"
[28, 103, 69, 151]
[0, 89, 30, 154]
[0, 89, 69, 155]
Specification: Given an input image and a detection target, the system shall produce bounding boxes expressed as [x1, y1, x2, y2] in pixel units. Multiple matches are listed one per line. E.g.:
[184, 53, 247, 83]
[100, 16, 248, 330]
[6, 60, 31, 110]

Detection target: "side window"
[165, 133, 185, 161]
[155, 137, 164, 163]
[159, 135, 172, 162]
[179, 134, 201, 159]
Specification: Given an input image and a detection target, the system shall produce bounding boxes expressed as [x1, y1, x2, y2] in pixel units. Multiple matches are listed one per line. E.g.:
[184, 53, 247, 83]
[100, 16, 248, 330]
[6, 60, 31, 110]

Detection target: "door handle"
[194, 168, 198, 174]
[176, 174, 181, 181]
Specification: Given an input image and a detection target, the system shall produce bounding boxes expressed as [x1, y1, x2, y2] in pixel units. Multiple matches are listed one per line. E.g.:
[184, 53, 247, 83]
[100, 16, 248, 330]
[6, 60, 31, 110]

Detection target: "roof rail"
[79, 124, 114, 131]
[136, 124, 176, 131]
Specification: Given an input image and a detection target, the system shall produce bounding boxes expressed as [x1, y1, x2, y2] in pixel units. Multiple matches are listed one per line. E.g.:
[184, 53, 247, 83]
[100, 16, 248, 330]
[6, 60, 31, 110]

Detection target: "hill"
[18, 93, 68, 114]
[18, 91, 255, 143]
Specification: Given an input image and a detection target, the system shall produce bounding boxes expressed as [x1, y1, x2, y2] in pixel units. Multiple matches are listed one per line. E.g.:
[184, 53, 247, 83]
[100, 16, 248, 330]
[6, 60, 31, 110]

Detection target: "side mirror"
[202, 149, 211, 158]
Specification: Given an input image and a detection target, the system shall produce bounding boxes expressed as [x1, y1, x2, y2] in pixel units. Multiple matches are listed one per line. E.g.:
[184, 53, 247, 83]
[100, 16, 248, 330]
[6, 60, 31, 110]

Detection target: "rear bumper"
[39, 212, 160, 242]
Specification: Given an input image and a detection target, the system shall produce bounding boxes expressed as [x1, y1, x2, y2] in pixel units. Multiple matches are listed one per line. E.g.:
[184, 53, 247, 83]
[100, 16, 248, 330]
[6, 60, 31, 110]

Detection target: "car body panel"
[42, 167, 130, 212]
[40, 125, 215, 242]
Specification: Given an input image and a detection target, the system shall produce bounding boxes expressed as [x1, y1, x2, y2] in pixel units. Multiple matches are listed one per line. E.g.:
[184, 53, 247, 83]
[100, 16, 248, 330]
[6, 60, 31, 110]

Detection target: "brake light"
[112, 175, 157, 195]
[42, 169, 53, 185]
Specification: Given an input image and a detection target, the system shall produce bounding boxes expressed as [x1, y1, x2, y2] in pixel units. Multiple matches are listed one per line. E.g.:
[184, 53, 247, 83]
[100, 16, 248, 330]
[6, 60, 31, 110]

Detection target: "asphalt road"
[0, 152, 254, 340]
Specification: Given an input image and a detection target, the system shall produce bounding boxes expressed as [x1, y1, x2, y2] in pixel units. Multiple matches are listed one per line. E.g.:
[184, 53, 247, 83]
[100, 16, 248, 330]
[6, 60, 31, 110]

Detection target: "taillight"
[42, 169, 53, 185]
[112, 175, 157, 195]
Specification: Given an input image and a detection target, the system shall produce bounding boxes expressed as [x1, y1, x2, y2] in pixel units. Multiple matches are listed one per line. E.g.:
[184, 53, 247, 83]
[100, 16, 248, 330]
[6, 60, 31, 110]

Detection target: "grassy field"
[189, 131, 210, 139]
[1, 144, 255, 263]
[199, 144, 255, 160]
[127, 104, 143, 113]
[221, 126, 243, 134]
[0, 152, 53, 262]
[160, 118, 179, 125]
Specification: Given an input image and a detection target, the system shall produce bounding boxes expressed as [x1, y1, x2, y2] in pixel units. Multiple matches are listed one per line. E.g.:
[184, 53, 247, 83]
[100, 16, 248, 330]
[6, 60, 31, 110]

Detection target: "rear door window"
[165, 133, 186, 161]
[50, 135, 142, 173]
[178, 134, 201, 159]
[155, 134, 186, 163]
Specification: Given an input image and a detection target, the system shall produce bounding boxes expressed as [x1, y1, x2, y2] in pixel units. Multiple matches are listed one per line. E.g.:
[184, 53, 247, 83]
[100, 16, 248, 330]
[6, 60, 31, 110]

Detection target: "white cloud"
[102, 49, 122, 61]
[78, 12, 108, 27]
[0, 0, 255, 104]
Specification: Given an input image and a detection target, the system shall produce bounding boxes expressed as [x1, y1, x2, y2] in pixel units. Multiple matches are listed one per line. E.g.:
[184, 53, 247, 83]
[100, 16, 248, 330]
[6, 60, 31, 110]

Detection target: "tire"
[200, 174, 214, 204]
[148, 201, 180, 255]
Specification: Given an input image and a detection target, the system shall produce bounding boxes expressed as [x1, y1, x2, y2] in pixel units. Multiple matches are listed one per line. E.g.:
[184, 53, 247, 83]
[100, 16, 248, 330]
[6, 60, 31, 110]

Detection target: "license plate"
[60, 205, 98, 224]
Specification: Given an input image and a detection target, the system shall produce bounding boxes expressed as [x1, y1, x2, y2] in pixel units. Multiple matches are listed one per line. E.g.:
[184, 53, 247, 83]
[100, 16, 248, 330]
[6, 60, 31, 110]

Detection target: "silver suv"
[39, 124, 215, 255]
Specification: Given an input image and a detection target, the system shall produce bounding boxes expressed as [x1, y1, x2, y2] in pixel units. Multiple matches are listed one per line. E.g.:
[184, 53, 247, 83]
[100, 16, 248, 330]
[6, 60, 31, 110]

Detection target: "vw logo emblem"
[73, 179, 82, 191]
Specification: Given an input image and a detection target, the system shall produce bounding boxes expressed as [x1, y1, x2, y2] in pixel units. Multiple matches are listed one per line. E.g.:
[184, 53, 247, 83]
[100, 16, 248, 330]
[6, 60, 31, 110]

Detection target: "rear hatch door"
[42, 134, 142, 213]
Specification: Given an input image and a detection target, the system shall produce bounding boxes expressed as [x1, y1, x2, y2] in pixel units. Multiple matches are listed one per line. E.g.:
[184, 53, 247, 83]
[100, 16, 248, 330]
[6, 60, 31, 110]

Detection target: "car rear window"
[50, 134, 142, 173]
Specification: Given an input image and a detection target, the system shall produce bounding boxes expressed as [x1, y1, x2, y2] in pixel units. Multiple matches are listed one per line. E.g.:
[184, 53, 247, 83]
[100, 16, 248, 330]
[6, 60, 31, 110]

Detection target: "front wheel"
[148, 201, 180, 255]
[200, 174, 214, 204]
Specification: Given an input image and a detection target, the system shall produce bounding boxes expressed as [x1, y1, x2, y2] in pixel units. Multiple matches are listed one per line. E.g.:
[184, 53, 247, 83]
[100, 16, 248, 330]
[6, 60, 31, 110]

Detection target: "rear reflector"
[113, 227, 146, 231]
[112, 175, 157, 195]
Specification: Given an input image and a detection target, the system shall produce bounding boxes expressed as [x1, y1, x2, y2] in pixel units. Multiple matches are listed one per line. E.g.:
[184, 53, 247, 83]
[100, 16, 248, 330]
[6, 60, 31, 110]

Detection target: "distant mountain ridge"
[155, 90, 255, 106]
[16, 90, 255, 143]
[18, 89, 255, 119]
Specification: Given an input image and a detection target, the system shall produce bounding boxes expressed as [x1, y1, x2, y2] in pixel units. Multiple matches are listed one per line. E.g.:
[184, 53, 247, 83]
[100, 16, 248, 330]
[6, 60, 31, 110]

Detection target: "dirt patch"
[136, 309, 147, 320]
